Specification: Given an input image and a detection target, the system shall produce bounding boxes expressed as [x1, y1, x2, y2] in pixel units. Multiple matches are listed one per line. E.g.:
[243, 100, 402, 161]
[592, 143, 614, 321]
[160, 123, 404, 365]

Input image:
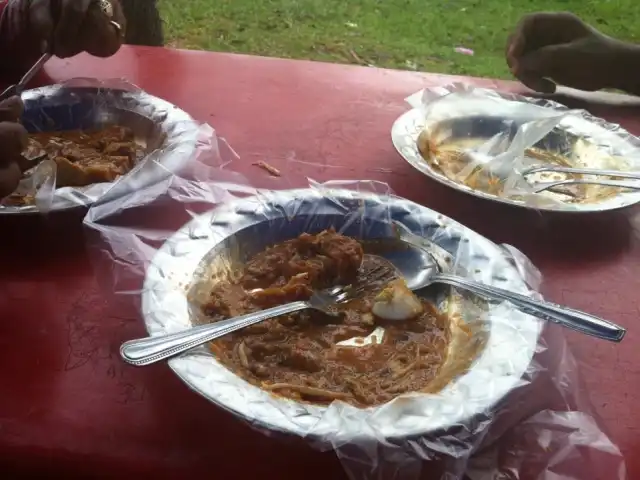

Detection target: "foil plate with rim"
[392, 86, 640, 213]
[140, 188, 542, 451]
[0, 80, 201, 215]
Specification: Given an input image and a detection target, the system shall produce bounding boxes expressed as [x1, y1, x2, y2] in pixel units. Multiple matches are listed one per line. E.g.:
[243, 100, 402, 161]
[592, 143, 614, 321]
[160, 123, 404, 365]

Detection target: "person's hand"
[506, 12, 622, 93]
[23, 0, 126, 58]
[0, 97, 27, 199]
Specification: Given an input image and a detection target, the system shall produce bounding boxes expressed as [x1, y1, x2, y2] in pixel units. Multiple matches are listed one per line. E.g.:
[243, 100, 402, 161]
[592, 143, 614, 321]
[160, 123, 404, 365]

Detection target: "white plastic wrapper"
[396, 83, 640, 212]
[84, 159, 626, 479]
[0, 78, 220, 213]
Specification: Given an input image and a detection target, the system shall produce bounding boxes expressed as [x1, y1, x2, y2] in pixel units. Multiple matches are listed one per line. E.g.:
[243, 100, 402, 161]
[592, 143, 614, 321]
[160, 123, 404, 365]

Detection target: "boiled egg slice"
[371, 278, 424, 321]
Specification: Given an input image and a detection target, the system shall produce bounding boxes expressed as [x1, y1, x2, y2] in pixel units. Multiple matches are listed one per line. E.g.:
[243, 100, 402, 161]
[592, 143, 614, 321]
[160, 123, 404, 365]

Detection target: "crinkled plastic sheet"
[0, 77, 219, 213]
[84, 163, 626, 479]
[397, 83, 640, 211]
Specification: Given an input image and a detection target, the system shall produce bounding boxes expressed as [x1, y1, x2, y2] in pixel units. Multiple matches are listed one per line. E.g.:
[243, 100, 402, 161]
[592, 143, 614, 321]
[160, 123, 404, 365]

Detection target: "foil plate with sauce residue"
[141, 188, 542, 447]
[392, 87, 640, 213]
[0, 80, 202, 215]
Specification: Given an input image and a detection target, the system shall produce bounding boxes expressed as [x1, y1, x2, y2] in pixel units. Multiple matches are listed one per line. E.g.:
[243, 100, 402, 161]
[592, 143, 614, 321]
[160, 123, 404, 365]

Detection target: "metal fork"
[530, 178, 640, 195]
[120, 266, 392, 366]
[521, 165, 640, 195]
[0, 53, 51, 101]
[522, 165, 640, 179]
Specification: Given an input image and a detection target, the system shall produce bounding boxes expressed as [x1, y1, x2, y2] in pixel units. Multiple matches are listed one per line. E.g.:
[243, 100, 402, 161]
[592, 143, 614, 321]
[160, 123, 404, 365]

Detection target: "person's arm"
[609, 40, 640, 96]
[507, 13, 640, 96]
[0, 0, 126, 85]
[0, 0, 46, 84]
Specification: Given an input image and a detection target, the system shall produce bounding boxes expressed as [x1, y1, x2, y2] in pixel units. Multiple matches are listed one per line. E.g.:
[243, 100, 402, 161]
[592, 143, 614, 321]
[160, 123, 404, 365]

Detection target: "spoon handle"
[434, 274, 625, 342]
[120, 301, 309, 366]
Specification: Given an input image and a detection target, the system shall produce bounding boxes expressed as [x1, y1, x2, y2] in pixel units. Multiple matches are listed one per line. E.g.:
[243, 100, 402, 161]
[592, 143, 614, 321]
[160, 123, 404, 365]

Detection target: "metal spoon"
[413, 259, 624, 341]
[375, 229, 625, 343]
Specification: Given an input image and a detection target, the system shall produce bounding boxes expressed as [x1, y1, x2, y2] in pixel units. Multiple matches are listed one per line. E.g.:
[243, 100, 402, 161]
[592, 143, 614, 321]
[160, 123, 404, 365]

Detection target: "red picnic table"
[0, 46, 639, 479]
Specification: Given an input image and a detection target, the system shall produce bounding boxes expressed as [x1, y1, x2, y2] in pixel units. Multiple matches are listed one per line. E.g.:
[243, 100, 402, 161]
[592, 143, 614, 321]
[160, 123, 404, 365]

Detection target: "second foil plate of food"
[391, 90, 640, 213]
[0, 84, 199, 214]
[142, 188, 541, 444]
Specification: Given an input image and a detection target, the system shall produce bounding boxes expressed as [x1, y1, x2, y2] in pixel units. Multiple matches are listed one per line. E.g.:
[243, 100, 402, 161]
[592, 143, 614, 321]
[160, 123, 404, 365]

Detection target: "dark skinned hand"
[24, 0, 126, 58]
[0, 97, 27, 199]
[506, 12, 622, 94]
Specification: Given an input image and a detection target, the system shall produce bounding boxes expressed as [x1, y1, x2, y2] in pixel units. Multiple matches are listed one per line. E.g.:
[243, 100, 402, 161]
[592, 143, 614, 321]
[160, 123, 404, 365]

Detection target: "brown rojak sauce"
[203, 229, 451, 407]
[3, 125, 143, 206]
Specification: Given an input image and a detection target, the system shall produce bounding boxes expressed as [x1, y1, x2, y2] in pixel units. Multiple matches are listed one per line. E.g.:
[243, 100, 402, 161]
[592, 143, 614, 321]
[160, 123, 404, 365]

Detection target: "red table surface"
[1, 47, 639, 479]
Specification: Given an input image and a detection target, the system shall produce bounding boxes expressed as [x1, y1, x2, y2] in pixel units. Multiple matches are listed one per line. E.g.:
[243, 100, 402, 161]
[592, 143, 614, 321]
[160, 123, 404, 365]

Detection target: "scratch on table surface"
[244, 150, 351, 171]
[62, 291, 149, 404]
[64, 294, 105, 371]
[115, 380, 147, 405]
[354, 98, 408, 113]
[285, 150, 357, 174]
[287, 158, 350, 170]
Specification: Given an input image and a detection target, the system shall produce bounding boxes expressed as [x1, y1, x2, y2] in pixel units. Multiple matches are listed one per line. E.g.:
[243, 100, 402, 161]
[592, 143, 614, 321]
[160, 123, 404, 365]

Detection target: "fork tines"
[346, 265, 395, 297]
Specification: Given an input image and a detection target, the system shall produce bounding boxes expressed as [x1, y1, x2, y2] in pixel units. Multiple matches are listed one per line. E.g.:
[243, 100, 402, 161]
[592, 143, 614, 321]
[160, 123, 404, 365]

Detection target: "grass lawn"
[158, 0, 640, 79]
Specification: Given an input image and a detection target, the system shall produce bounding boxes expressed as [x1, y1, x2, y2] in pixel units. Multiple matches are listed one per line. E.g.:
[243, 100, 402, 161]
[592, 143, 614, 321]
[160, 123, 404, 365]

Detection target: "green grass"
[158, 0, 640, 79]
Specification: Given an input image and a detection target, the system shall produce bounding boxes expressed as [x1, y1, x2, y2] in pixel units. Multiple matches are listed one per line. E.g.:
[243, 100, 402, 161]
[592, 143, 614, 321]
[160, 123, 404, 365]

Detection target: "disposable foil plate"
[141, 188, 542, 446]
[392, 90, 640, 213]
[1, 83, 199, 215]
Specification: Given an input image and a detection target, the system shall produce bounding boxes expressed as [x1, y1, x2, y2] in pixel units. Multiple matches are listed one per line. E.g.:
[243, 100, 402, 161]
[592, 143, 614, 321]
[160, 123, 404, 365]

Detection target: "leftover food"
[3, 125, 143, 206]
[202, 229, 451, 407]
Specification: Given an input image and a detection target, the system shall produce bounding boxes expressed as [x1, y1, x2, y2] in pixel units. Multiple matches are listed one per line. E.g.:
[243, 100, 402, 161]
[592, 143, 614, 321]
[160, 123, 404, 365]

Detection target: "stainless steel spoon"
[414, 260, 624, 341]
[383, 229, 625, 342]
